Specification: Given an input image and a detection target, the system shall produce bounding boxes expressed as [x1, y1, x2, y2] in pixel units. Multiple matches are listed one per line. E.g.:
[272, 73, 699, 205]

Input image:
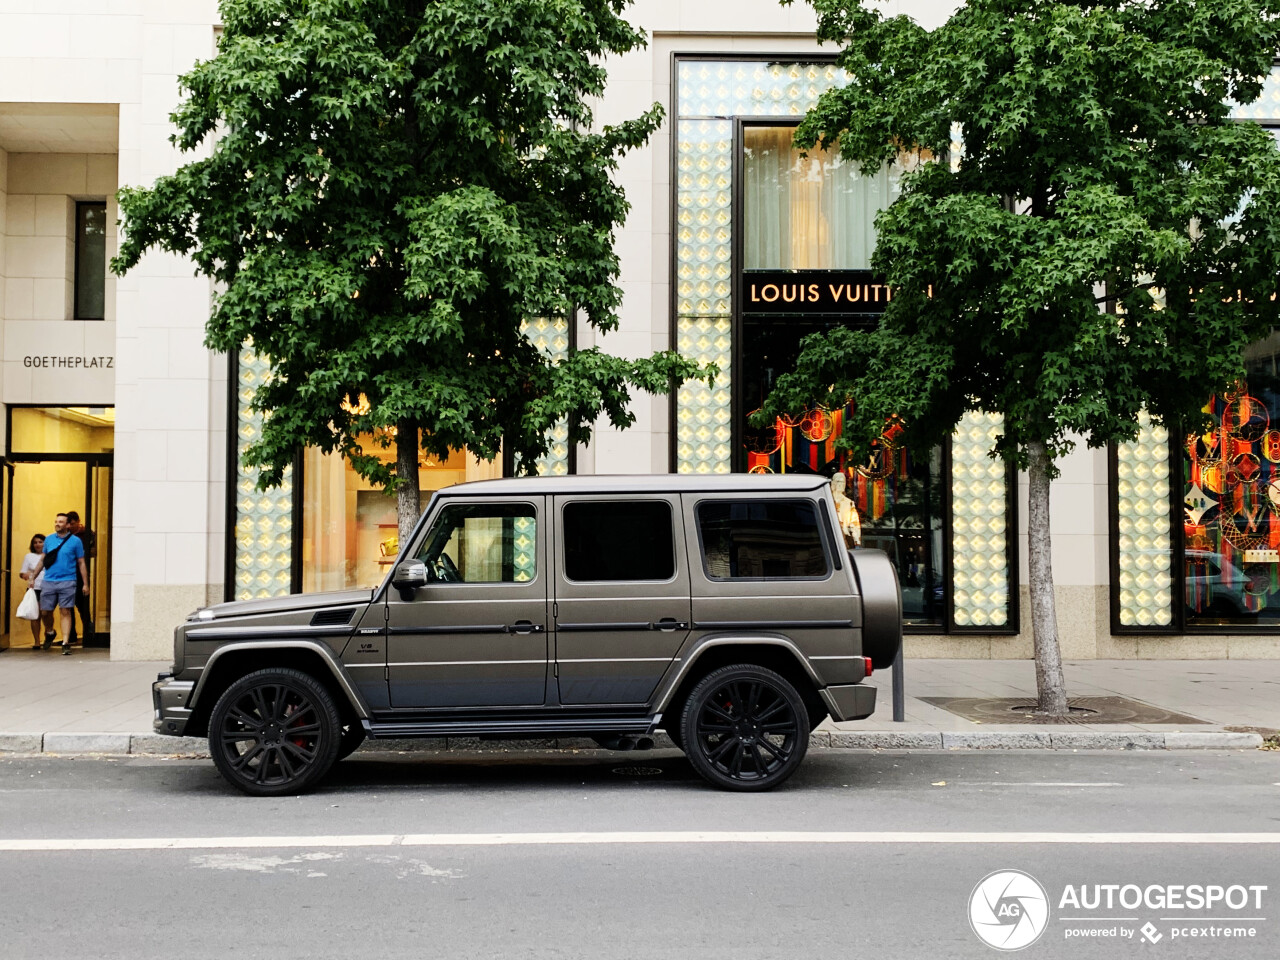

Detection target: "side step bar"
[364, 716, 660, 739]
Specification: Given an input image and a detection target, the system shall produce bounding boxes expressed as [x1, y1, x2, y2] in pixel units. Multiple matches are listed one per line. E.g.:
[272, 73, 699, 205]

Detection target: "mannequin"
[830, 472, 862, 548]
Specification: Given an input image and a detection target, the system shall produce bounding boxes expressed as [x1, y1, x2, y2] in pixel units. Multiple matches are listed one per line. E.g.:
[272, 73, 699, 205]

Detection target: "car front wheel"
[208, 668, 341, 796]
[680, 664, 809, 792]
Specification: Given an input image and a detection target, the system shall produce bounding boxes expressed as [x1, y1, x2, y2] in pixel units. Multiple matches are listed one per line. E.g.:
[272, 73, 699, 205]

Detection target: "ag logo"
[969, 869, 1050, 951]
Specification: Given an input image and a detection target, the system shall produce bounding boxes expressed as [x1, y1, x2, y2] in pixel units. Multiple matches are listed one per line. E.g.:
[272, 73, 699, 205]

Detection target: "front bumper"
[153, 673, 195, 736]
[820, 683, 877, 722]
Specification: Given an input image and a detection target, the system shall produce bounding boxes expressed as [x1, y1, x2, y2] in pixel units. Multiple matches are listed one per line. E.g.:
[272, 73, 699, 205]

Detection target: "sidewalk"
[0, 647, 1276, 753]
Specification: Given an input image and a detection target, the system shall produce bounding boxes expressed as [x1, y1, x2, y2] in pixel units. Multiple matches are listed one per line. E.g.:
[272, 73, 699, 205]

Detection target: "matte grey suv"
[153, 475, 902, 795]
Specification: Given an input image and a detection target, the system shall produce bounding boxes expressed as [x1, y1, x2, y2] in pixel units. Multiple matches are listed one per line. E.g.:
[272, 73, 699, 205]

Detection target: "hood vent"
[310, 608, 356, 627]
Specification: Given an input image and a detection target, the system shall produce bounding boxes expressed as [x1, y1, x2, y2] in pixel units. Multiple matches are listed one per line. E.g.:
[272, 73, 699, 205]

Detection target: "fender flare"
[189, 640, 371, 720]
[652, 634, 822, 713]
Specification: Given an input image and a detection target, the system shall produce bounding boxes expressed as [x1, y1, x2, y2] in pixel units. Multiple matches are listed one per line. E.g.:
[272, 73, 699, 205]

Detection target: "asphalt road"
[0, 748, 1277, 960]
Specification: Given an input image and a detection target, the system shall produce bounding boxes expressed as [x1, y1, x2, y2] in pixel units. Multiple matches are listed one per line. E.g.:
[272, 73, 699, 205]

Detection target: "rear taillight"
[863, 656, 873, 677]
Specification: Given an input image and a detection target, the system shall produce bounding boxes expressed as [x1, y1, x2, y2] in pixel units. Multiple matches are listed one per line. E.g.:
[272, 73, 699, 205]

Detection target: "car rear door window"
[697, 499, 829, 579]
[562, 500, 675, 582]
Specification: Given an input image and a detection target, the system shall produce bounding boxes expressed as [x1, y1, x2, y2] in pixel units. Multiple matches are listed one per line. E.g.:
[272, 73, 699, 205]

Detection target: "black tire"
[336, 723, 366, 761]
[208, 668, 341, 796]
[680, 664, 809, 792]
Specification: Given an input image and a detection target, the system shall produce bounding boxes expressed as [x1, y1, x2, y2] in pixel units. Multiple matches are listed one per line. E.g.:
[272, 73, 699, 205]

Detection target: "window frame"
[560, 498, 678, 585]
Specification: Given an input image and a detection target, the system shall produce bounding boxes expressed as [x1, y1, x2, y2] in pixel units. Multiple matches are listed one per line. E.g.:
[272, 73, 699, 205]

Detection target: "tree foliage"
[114, 0, 711, 495]
[763, 0, 1280, 470]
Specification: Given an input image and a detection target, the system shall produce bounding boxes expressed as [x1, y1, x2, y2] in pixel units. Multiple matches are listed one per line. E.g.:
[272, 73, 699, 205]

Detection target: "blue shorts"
[39, 580, 77, 611]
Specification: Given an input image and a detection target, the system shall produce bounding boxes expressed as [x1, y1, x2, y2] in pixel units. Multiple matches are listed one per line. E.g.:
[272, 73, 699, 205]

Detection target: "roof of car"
[437, 473, 831, 497]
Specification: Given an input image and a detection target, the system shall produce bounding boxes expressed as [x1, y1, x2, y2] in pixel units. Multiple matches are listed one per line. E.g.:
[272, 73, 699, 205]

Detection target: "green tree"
[763, 0, 1280, 713]
[113, 0, 711, 546]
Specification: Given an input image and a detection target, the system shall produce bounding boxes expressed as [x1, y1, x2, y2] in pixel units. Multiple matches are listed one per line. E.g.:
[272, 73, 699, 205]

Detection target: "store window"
[1115, 334, 1280, 632]
[74, 202, 107, 320]
[1184, 332, 1280, 627]
[301, 441, 473, 593]
[563, 501, 674, 582]
[743, 125, 900, 270]
[738, 123, 945, 625]
[1112, 97, 1280, 632]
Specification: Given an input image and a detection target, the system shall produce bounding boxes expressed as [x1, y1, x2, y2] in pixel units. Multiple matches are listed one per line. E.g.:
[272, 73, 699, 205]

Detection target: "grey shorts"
[39, 580, 77, 611]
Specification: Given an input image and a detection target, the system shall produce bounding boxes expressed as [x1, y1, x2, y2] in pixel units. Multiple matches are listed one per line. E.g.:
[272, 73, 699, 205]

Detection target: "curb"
[0, 729, 1265, 756]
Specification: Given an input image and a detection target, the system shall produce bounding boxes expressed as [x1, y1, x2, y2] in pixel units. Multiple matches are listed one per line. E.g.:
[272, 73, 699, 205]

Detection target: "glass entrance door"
[4, 407, 114, 647]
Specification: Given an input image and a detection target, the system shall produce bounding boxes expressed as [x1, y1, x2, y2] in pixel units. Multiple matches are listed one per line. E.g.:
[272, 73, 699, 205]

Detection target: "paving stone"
[826, 731, 945, 749]
[1049, 731, 1165, 750]
[129, 734, 210, 757]
[42, 732, 131, 754]
[942, 731, 1053, 749]
[1164, 731, 1263, 749]
[0, 733, 43, 753]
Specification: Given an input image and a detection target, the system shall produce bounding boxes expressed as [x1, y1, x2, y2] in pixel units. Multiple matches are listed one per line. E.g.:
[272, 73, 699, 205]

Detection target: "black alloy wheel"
[208, 668, 341, 796]
[680, 664, 809, 792]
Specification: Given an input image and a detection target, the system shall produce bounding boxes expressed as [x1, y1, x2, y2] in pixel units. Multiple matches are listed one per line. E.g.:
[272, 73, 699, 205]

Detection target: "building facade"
[0, 0, 1276, 661]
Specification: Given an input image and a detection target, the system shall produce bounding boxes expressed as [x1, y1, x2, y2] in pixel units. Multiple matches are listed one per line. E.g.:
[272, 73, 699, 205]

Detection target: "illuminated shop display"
[232, 347, 294, 600]
[1183, 373, 1280, 626]
[1229, 69, 1280, 120]
[519, 316, 572, 477]
[675, 116, 733, 475]
[951, 412, 1010, 628]
[235, 315, 564, 596]
[745, 402, 947, 625]
[1114, 412, 1174, 627]
[675, 59, 1012, 630]
[675, 63, 850, 476]
[1114, 345, 1280, 631]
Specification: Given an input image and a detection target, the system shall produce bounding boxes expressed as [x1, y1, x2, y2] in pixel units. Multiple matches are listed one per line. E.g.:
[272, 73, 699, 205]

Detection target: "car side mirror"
[392, 560, 428, 596]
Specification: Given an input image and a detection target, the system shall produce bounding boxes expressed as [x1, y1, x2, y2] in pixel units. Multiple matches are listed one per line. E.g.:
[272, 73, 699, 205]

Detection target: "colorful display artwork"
[744, 404, 916, 524]
[1184, 382, 1280, 617]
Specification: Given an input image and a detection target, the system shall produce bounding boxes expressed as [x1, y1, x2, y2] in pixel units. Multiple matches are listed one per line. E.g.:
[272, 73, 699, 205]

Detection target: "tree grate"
[920, 696, 1208, 725]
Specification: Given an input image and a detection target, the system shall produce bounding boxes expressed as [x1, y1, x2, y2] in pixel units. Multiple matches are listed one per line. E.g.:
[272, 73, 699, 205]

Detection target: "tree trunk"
[395, 417, 421, 556]
[1026, 439, 1069, 716]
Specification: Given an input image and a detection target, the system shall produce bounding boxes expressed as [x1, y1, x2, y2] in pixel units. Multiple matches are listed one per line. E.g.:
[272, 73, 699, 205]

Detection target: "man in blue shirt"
[29, 512, 88, 655]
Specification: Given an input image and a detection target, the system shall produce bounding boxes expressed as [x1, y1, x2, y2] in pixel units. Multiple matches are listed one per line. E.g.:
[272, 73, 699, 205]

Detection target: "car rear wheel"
[208, 668, 341, 796]
[680, 664, 808, 792]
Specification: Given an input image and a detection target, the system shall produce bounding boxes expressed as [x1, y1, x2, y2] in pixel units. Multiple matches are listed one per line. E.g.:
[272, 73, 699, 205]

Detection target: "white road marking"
[1, 831, 1280, 852]
[967, 782, 1124, 787]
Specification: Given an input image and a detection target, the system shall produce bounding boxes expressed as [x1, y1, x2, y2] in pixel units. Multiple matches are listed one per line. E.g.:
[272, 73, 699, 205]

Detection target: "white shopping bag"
[16, 588, 40, 620]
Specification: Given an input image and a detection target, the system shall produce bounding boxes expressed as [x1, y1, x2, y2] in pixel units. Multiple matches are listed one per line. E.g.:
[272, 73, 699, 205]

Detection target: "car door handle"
[509, 620, 545, 635]
[651, 618, 689, 631]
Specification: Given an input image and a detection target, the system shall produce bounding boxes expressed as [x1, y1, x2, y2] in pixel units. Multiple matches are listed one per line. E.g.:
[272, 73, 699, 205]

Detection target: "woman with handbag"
[18, 533, 52, 648]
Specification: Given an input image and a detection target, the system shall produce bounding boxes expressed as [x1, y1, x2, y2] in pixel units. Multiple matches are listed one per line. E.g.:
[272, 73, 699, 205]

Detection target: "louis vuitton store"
[669, 56, 1016, 637]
